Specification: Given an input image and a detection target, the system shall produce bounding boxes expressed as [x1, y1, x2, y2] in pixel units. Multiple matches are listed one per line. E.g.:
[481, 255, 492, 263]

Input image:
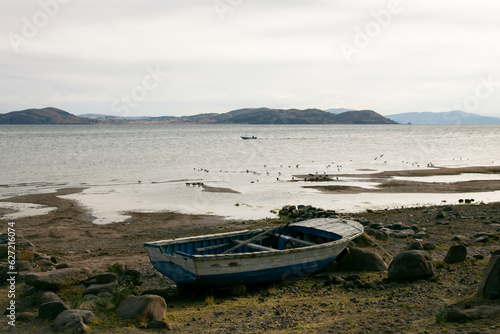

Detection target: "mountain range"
[1, 107, 499, 125]
[386, 110, 500, 125]
[0, 107, 396, 125]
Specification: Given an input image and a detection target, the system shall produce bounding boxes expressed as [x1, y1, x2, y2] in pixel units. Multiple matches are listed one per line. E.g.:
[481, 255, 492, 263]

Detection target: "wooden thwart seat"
[231, 239, 277, 252]
[195, 243, 231, 253]
[274, 234, 315, 247]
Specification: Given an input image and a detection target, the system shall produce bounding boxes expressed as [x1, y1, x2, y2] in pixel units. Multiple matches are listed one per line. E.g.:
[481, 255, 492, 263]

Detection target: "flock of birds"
[184, 155, 442, 186]
[137, 157, 444, 185]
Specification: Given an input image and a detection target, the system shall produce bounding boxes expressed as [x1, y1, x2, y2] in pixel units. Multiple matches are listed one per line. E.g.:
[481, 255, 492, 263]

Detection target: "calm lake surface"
[1, 124, 499, 223]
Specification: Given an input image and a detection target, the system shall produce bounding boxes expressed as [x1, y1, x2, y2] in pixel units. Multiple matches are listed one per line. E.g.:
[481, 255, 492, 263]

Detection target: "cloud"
[1, 0, 500, 116]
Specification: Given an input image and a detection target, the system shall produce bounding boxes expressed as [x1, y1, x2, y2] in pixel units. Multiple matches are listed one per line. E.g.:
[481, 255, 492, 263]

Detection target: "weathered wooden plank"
[232, 239, 278, 252]
[274, 234, 315, 246]
[195, 243, 231, 253]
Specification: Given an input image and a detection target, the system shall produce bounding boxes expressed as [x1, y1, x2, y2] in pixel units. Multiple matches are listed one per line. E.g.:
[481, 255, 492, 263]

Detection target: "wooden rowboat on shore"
[144, 218, 363, 287]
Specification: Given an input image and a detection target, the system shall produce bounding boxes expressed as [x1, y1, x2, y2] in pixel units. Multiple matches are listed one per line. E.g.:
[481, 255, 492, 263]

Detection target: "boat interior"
[159, 225, 343, 256]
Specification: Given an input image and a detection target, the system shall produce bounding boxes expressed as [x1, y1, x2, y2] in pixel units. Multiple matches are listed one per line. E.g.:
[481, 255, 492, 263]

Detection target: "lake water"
[1, 124, 499, 223]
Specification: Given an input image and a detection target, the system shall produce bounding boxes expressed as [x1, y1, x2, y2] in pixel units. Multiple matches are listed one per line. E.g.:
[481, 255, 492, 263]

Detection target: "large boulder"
[37, 291, 62, 307]
[38, 292, 69, 320]
[25, 268, 89, 290]
[388, 250, 436, 281]
[477, 255, 500, 299]
[338, 248, 388, 272]
[444, 244, 467, 264]
[116, 295, 167, 322]
[54, 309, 96, 333]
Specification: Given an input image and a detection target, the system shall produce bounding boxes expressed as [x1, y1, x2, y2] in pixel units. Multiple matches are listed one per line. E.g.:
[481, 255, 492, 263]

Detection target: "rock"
[147, 320, 169, 329]
[324, 276, 344, 286]
[83, 282, 118, 296]
[54, 309, 96, 333]
[352, 233, 374, 247]
[36, 258, 54, 268]
[422, 242, 437, 250]
[55, 263, 71, 269]
[352, 279, 364, 288]
[388, 250, 435, 281]
[230, 284, 246, 297]
[16, 260, 39, 272]
[444, 244, 467, 264]
[474, 232, 499, 240]
[98, 292, 113, 299]
[116, 295, 167, 322]
[389, 229, 415, 238]
[25, 268, 89, 290]
[18, 238, 35, 249]
[37, 291, 63, 307]
[445, 308, 482, 322]
[435, 211, 446, 219]
[451, 235, 468, 242]
[355, 218, 370, 226]
[473, 236, 490, 244]
[477, 255, 500, 299]
[338, 248, 388, 272]
[94, 272, 118, 284]
[17, 312, 36, 322]
[344, 274, 362, 281]
[389, 222, 403, 230]
[414, 232, 428, 239]
[39, 300, 69, 320]
[406, 241, 423, 250]
[374, 230, 390, 241]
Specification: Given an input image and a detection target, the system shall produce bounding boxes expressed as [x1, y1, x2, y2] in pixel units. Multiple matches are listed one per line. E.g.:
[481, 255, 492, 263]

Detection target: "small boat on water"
[241, 136, 257, 140]
[144, 218, 363, 287]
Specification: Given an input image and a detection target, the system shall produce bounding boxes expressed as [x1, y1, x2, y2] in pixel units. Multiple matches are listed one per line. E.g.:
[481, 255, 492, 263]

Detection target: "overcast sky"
[1, 0, 500, 117]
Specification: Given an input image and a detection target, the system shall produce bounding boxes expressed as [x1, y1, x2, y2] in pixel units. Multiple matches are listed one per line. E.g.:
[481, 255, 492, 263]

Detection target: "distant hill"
[0, 107, 97, 124]
[75, 108, 397, 124]
[172, 108, 397, 124]
[386, 110, 500, 125]
[1, 107, 397, 125]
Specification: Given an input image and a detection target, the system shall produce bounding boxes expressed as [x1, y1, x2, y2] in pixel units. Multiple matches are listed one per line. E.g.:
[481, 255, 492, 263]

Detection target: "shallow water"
[1, 124, 499, 223]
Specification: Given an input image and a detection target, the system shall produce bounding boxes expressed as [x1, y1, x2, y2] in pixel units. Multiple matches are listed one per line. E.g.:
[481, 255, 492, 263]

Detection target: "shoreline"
[1, 184, 500, 333]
